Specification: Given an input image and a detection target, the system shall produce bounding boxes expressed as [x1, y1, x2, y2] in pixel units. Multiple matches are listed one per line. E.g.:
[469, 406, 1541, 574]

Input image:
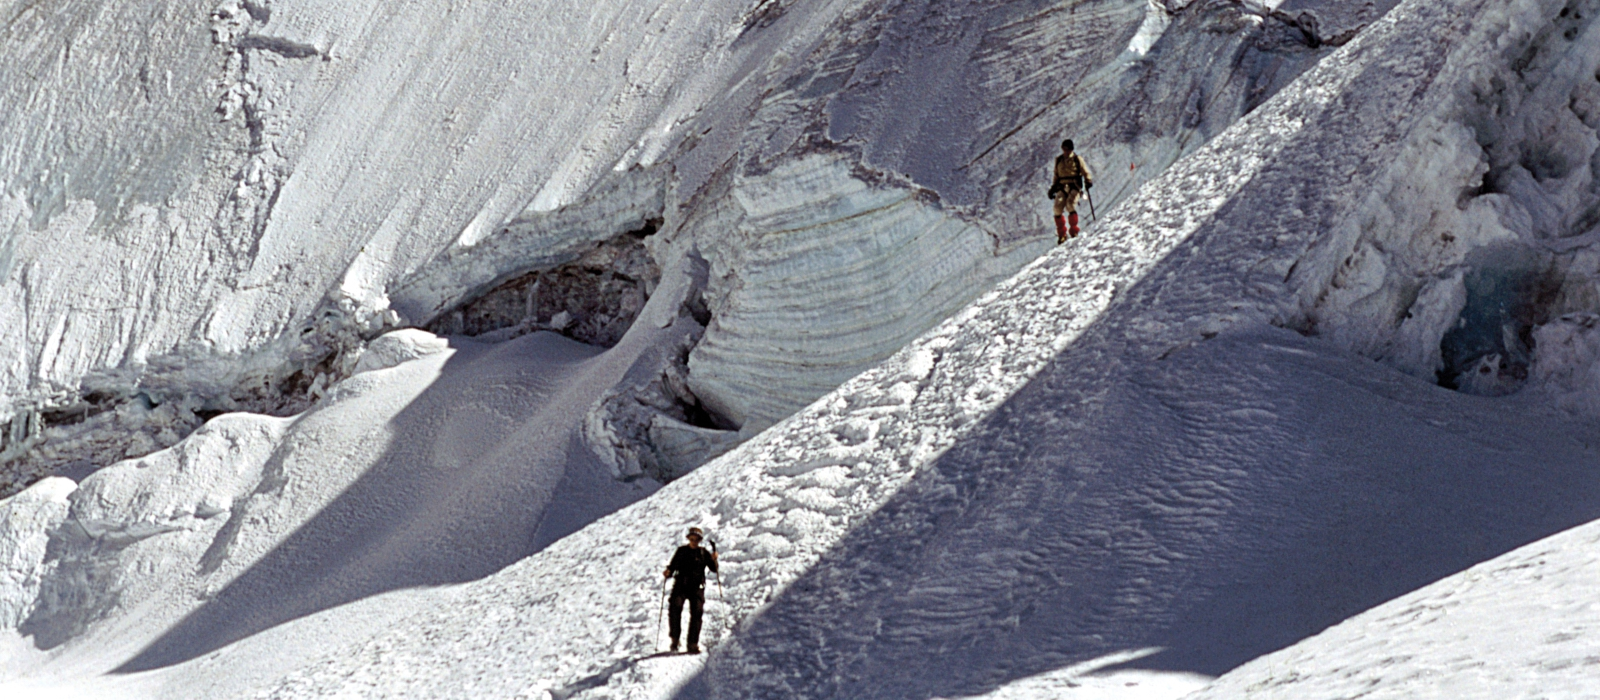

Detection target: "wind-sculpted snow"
[1189, 517, 1600, 699]
[237, 2, 1600, 698]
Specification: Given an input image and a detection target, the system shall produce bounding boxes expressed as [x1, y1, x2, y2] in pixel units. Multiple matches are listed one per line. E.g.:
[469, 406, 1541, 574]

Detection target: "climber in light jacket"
[1049, 139, 1094, 243]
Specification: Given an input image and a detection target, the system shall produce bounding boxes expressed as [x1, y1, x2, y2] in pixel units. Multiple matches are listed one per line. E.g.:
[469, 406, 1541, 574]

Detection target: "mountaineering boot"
[1054, 214, 1067, 244]
[1069, 211, 1080, 238]
[687, 645, 701, 654]
[670, 640, 680, 653]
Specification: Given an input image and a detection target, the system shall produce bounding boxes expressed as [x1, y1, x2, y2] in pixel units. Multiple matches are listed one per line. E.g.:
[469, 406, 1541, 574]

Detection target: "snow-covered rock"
[351, 329, 450, 375]
[0, 478, 74, 630]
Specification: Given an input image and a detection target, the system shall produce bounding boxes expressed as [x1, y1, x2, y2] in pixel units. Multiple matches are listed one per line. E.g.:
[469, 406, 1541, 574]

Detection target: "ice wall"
[0, 0, 761, 492]
[2, 0, 1389, 493]
[680, 153, 1040, 431]
[1287, 0, 1600, 403]
[670, 0, 1397, 432]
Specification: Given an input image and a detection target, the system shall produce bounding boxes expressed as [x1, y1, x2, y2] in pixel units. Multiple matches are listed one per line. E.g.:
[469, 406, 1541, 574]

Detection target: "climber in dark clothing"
[663, 527, 719, 654]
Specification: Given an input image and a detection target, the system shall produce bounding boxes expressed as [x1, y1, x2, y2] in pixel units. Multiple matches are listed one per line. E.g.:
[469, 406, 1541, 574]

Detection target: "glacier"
[0, 0, 1376, 491]
[4, 0, 1600, 697]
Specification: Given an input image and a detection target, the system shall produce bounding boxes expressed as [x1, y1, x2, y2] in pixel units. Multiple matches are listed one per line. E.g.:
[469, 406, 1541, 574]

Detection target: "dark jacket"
[666, 545, 718, 593]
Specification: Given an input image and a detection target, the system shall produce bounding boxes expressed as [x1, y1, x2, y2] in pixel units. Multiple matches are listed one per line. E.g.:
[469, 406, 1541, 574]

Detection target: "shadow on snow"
[674, 320, 1600, 699]
[104, 331, 653, 673]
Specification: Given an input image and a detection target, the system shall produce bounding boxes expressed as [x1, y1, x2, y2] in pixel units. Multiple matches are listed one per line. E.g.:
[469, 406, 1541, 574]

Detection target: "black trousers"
[668, 588, 705, 647]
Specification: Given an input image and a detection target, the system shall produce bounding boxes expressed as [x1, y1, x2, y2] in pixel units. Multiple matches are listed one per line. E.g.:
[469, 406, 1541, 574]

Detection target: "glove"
[1047, 186, 1061, 199]
[1085, 181, 1093, 190]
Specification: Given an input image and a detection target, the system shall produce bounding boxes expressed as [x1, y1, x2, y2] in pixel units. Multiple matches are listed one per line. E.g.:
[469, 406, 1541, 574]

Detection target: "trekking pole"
[709, 539, 724, 604]
[1082, 176, 1097, 223]
[709, 538, 726, 645]
[657, 576, 669, 651]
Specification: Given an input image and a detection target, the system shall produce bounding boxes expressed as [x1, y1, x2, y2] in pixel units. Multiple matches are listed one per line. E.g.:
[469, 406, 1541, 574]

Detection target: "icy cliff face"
[1, 0, 1388, 492]
[0, 0, 761, 491]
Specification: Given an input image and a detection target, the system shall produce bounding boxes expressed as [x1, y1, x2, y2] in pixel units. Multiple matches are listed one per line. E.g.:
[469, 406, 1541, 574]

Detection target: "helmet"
[686, 527, 704, 539]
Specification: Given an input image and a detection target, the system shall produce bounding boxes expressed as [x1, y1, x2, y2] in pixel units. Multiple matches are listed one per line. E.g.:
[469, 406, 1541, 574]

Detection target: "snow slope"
[0, 323, 670, 698]
[4, 0, 1600, 697]
[1190, 516, 1600, 699]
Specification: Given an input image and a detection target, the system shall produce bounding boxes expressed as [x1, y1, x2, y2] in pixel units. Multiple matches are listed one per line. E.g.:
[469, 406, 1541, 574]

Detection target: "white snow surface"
[0, 0, 1568, 697]
[0, 478, 73, 630]
[0, 325, 664, 698]
[350, 328, 451, 375]
[5, 0, 1600, 697]
[1190, 517, 1600, 699]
